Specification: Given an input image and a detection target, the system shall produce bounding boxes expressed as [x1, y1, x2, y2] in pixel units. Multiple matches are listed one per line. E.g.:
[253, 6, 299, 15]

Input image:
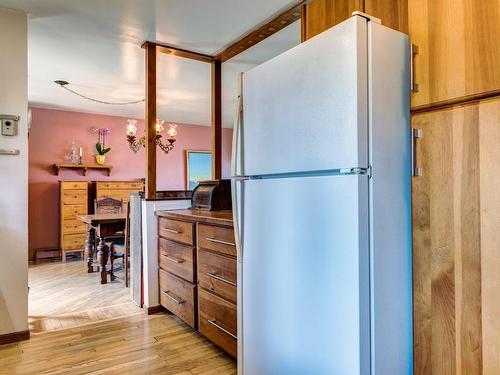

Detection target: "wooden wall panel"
[303, 0, 408, 41]
[479, 100, 500, 375]
[303, 0, 363, 40]
[365, 0, 408, 33]
[408, 0, 500, 108]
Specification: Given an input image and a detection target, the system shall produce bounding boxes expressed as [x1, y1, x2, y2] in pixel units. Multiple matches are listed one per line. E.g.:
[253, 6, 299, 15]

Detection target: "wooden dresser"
[95, 180, 144, 203]
[156, 209, 237, 357]
[60, 180, 88, 261]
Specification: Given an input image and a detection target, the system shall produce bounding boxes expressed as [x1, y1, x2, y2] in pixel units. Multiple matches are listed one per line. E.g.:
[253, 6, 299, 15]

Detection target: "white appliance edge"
[233, 15, 412, 375]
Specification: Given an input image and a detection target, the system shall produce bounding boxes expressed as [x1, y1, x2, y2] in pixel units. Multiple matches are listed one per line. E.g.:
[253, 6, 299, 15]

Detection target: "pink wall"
[28, 107, 232, 251]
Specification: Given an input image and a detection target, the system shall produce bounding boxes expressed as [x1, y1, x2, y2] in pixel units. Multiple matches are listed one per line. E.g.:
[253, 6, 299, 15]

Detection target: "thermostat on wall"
[1, 114, 20, 136]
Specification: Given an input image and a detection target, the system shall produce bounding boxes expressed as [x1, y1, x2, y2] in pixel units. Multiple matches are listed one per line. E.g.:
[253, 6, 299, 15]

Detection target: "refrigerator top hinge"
[352, 11, 382, 25]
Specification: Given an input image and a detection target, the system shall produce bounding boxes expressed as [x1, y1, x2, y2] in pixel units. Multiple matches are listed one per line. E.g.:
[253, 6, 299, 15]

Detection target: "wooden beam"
[145, 42, 157, 199]
[214, 1, 305, 62]
[301, 3, 308, 42]
[211, 60, 222, 179]
[141, 41, 213, 64]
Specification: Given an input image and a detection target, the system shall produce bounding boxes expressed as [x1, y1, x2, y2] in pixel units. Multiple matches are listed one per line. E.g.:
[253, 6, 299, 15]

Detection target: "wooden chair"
[94, 197, 123, 214]
[94, 197, 126, 283]
[109, 201, 130, 286]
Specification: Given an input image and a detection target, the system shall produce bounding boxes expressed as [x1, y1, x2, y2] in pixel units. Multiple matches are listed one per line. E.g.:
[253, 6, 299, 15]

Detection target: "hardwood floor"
[28, 261, 142, 334]
[0, 313, 236, 374]
[0, 261, 236, 374]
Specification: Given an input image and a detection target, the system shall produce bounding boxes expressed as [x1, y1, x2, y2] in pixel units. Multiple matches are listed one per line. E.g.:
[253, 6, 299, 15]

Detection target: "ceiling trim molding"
[213, 0, 308, 62]
[141, 41, 214, 63]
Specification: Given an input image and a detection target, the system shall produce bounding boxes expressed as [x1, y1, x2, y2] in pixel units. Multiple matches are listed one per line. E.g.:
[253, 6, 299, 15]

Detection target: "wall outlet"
[1, 115, 19, 136]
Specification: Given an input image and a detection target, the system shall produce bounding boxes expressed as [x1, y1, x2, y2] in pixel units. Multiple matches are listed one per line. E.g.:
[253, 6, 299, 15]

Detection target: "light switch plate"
[1, 115, 19, 136]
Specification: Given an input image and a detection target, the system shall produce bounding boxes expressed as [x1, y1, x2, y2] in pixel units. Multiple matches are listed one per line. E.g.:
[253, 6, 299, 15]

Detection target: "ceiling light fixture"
[54, 80, 145, 106]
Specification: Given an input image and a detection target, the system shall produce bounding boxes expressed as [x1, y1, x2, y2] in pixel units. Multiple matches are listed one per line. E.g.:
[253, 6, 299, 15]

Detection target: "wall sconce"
[126, 119, 177, 154]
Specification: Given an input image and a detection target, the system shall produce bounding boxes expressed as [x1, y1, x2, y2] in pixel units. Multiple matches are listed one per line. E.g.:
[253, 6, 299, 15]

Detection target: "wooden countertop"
[156, 209, 233, 227]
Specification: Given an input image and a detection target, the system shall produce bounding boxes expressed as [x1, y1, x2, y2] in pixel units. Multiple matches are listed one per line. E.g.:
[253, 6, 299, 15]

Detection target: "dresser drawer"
[61, 190, 87, 205]
[198, 249, 237, 304]
[159, 237, 195, 282]
[159, 269, 196, 328]
[61, 181, 87, 190]
[62, 219, 87, 234]
[198, 288, 237, 357]
[62, 233, 85, 250]
[97, 190, 134, 202]
[198, 224, 236, 257]
[62, 204, 87, 219]
[158, 217, 194, 245]
[97, 181, 143, 190]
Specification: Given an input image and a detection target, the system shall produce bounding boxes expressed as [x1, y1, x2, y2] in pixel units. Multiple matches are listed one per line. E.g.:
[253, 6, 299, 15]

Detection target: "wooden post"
[211, 60, 222, 179]
[145, 43, 157, 199]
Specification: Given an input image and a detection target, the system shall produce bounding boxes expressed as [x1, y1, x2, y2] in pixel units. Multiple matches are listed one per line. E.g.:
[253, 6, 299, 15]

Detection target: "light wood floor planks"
[28, 261, 143, 334]
[0, 313, 236, 374]
[0, 261, 236, 374]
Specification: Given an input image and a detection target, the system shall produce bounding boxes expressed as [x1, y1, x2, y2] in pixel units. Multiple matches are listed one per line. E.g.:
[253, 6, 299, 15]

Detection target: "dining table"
[77, 213, 126, 284]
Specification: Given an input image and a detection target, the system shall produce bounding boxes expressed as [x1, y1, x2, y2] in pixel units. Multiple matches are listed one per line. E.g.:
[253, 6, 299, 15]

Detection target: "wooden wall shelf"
[53, 163, 113, 176]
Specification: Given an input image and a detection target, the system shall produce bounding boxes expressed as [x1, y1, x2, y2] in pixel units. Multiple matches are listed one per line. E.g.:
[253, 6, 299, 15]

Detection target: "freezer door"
[242, 16, 368, 176]
[239, 175, 370, 375]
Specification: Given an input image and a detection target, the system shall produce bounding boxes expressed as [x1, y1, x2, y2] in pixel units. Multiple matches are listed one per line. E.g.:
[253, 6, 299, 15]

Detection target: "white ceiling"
[0, 0, 301, 127]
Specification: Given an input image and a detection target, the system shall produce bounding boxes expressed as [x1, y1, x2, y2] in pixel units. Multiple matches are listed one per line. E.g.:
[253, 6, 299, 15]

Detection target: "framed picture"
[185, 150, 213, 190]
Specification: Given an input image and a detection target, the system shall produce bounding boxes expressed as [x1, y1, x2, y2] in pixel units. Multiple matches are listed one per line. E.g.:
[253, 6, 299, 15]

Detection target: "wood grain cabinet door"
[408, 0, 500, 108]
[412, 100, 500, 375]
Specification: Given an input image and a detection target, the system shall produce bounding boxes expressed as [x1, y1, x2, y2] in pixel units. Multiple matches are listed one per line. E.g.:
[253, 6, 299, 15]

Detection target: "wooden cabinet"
[198, 288, 237, 358]
[198, 249, 237, 304]
[412, 100, 500, 374]
[95, 180, 144, 204]
[159, 268, 197, 328]
[196, 223, 237, 357]
[408, 0, 500, 108]
[158, 218, 194, 245]
[158, 218, 198, 329]
[303, 0, 363, 40]
[159, 238, 196, 283]
[157, 210, 237, 357]
[60, 180, 88, 261]
[304, 0, 500, 108]
[303, 0, 407, 41]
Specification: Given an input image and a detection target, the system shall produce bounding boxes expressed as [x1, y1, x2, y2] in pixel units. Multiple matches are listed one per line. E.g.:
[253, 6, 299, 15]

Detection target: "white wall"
[0, 8, 28, 336]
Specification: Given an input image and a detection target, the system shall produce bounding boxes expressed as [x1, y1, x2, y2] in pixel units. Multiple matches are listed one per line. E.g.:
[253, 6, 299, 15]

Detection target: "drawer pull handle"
[163, 228, 182, 234]
[162, 291, 184, 304]
[208, 319, 237, 339]
[207, 272, 236, 287]
[165, 255, 184, 264]
[206, 237, 236, 247]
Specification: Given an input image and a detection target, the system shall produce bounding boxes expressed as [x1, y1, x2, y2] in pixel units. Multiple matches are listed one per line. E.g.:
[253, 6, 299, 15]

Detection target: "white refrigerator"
[231, 14, 413, 375]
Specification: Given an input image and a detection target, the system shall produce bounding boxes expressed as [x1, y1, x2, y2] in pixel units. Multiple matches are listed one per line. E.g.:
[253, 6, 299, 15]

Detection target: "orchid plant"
[91, 127, 112, 155]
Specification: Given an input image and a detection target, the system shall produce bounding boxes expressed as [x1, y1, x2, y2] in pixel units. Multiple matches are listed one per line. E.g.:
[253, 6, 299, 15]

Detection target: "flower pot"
[96, 155, 106, 165]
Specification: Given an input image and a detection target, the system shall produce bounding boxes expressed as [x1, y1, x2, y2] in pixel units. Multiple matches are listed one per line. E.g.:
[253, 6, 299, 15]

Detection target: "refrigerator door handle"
[231, 73, 243, 179]
[232, 73, 244, 261]
[232, 176, 244, 261]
